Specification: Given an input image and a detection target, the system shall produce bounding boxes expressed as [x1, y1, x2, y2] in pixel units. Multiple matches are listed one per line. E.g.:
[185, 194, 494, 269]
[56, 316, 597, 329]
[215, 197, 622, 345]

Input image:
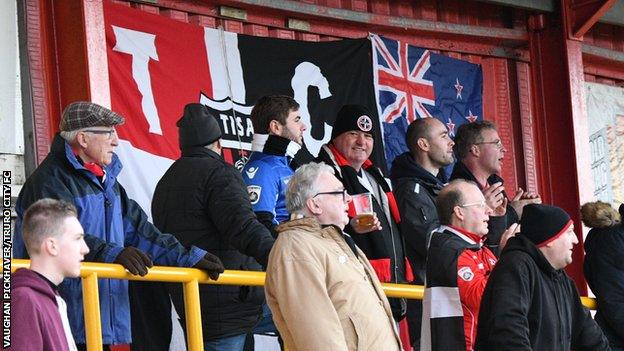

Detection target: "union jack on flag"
[371, 34, 483, 172]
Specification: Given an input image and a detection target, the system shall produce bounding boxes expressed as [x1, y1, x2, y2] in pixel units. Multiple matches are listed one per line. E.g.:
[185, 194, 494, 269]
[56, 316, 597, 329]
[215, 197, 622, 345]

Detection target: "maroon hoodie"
[10, 268, 73, 350]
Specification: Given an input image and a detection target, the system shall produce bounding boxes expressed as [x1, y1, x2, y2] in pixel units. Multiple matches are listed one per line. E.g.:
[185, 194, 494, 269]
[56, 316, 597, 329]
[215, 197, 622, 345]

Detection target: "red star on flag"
[238, 149, 249, 157]
[465, 110, 478, 123]
[455, 78, 463, 100]
[446, 118, 456, 136]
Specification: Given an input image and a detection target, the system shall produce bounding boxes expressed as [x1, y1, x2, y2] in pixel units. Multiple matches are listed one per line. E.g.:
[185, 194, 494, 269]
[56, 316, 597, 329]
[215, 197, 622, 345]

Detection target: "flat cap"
[60, 101, 125, 132]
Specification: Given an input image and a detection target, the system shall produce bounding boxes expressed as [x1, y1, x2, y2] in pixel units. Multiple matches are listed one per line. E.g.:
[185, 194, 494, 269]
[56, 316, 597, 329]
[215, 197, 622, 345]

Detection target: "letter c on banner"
[291, 62, 332, 156]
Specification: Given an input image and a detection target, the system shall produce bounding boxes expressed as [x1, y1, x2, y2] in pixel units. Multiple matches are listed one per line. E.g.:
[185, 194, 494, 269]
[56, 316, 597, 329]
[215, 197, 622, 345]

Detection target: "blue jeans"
[204, 333, 246, 351]
[252, 303, 278, 335]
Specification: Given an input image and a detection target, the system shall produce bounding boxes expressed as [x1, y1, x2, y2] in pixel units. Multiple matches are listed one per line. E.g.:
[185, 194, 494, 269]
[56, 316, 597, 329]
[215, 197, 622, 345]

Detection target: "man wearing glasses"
[450, 121, 540, 256]
[265, 162, 401, 350]
[13, 101, 225, 350]
[420, 179, 517, 351]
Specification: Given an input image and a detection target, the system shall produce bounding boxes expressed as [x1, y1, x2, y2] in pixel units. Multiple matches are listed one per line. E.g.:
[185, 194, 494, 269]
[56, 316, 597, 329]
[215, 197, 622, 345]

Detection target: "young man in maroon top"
[12, 199, 89, 350]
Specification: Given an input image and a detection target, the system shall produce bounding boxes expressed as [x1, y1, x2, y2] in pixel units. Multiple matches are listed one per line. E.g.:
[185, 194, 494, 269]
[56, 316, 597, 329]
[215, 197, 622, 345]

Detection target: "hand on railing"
[193, 252, 225, 280]
[114, 247, 153, 276]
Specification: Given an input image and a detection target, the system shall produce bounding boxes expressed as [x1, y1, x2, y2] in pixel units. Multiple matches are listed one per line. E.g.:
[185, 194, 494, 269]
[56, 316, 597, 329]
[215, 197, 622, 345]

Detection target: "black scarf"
[252, 134, 315, 170]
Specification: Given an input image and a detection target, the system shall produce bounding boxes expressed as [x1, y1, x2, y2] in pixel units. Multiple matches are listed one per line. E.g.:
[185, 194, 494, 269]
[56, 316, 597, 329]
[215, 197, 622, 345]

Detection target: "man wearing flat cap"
[151, 103, 275, 350]
[13, 101, 225, 349]
[475, 203, 609, 350]
[317, 104, 412, 323]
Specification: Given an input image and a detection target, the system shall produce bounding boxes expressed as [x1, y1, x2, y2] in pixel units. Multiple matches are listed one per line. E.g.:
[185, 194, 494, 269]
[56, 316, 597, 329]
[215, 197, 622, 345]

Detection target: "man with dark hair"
[421, 179, 517, 351]
[151, 103, 275, 351]
[242, 95, 313, 236]
[13, 199, 88, 351]
[265, 162, 401, 350]
[13, 101, 225, 349]
[450, 121, 540, 255]
[390, 117, 454, 349]
[241, 95, 314, 343]
[476, 204, 609, 350]
[317, 104, 411, 323]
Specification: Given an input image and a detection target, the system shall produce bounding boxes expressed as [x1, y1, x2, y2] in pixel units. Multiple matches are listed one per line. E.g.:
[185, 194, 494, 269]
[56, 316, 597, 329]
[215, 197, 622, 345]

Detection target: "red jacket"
[451, 226, 497, 350]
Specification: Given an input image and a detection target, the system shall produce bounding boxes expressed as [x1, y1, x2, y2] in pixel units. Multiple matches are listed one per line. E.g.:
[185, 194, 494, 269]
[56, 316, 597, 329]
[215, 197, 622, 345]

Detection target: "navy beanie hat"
[177, 103, 222, 149]
[520, 203, 573, 247]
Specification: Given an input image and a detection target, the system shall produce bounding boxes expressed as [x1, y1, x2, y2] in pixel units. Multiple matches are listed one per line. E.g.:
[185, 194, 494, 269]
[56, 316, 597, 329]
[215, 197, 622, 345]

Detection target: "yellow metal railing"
[11, 259, 596, 350]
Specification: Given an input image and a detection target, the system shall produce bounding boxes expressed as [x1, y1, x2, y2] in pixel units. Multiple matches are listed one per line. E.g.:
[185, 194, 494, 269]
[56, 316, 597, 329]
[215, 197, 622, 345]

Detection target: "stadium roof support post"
[563, 0, 618, 39]
[526, 1, 596, 294]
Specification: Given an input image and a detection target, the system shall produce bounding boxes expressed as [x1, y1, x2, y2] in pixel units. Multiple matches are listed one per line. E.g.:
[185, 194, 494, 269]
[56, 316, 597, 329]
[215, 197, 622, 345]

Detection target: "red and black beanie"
[520, 204, 573, 247]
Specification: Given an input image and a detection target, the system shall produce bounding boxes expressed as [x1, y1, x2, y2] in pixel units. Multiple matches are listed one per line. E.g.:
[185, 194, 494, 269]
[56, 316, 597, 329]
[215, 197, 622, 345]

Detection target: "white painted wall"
[0, 0, 23, 155]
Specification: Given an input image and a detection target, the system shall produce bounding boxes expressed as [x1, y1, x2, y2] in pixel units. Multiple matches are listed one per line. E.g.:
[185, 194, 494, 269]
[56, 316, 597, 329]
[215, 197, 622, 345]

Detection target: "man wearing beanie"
[421, 179, 516, 351]
[475, 203, 609, 350]
[317, 104, 412, 325]
[150, 103, 275, 350]
[13, 101, 226, 350]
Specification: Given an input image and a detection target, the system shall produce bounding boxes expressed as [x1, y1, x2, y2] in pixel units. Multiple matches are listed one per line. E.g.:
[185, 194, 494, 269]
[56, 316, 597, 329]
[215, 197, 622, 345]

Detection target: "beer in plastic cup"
[352, 193, 374, 227]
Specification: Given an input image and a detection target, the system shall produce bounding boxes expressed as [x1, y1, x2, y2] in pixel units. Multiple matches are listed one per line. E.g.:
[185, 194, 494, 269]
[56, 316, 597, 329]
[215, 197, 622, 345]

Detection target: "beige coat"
[265, 218, 401, 351]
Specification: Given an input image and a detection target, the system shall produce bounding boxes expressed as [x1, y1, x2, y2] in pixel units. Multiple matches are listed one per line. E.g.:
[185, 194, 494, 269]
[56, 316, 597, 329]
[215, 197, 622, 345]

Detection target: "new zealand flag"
[371, 34, 483, 173]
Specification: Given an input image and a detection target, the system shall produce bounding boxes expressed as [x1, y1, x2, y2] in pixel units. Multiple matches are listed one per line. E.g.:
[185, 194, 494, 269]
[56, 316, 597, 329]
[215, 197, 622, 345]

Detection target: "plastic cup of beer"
[352, 193, 374, 227]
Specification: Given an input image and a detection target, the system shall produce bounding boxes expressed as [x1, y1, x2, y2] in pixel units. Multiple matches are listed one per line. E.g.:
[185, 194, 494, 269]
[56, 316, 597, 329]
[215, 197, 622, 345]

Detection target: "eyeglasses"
[314, 189, 349, 202]
[458, 200, 487, 209]
[83, 129, 117, 140]
[474, 140, 503, 149]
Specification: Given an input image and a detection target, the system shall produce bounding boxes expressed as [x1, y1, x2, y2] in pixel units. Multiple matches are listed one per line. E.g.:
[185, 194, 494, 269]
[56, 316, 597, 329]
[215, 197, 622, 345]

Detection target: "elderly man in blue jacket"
[13, 101, 225, 350]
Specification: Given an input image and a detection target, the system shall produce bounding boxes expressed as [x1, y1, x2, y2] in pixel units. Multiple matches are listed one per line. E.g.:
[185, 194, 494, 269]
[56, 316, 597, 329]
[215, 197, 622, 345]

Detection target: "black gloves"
[193, 252, 225, 280]
[114, 247, 153, 276]
[114, 247, 223, 280]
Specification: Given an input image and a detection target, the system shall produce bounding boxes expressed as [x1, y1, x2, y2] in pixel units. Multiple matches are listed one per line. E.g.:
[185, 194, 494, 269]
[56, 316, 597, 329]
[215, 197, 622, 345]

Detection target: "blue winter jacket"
[13, 134, 207, 345]
[241, 152, 292, 225]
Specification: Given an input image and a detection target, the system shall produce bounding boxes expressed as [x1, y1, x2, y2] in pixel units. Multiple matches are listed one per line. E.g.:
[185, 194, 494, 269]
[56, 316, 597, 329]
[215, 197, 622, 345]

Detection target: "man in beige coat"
[265, 162, 401, 350]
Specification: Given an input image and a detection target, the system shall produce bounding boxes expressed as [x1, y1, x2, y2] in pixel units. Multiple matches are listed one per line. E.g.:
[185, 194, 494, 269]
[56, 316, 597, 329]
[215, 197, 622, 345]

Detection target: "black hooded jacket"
[390, 152, 446, 284]
[583, 202, 624, 350]
[475, 235, 609, 351]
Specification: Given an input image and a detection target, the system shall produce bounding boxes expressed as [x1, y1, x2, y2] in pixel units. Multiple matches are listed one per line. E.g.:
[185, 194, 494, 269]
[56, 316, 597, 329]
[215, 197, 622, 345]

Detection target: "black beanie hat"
[177, 103, 222, 149]
[520, 204, 573, 247]
[330, 104, 377, 141]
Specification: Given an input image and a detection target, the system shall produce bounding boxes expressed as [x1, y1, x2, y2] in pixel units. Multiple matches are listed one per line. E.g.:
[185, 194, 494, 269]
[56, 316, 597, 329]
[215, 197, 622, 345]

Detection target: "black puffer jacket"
[390, 152, 445, 284]
[475, 235, 609, 351]
[582, 202, 624, 350]
[151, 146, 275, 340]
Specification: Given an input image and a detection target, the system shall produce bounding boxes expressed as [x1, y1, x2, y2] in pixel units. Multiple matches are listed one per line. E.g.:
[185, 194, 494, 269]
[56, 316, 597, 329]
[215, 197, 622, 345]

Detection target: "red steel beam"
[156, 0, 529, 60]
[582, 43, 624, 81]
[24, 0, 54, 165]
[527, 8, 593, 293]
[563, 0, 617, 39]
